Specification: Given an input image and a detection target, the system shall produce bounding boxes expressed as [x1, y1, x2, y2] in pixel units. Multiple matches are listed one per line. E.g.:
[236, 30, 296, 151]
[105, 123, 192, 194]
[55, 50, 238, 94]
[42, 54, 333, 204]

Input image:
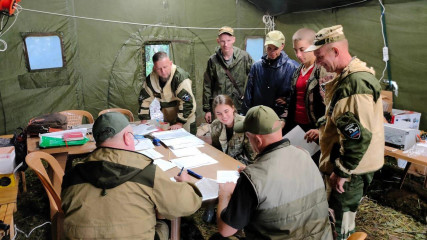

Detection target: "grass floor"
[12, 164, 427, 240]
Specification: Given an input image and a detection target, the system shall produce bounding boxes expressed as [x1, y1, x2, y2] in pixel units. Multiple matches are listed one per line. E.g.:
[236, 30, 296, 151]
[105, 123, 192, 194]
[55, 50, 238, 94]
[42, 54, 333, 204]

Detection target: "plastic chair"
[98, 108, 134, 122]
[347, 232, 367, 240]
[60, 110, 94, 128]
[26, 152, 64, 240]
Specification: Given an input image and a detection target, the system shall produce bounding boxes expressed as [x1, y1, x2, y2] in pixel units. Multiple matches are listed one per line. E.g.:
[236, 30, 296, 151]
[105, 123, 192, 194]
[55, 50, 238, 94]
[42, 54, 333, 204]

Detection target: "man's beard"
[160, 76, 170, 82]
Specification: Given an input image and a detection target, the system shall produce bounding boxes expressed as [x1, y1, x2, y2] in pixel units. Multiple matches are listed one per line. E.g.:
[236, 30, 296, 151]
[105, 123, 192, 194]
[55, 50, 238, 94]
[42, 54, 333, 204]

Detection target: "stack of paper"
[139, 148, 163, 159]
[171, 153, 217, 169]
[152, 129, 204, 149]
[131, 123, 158, 136]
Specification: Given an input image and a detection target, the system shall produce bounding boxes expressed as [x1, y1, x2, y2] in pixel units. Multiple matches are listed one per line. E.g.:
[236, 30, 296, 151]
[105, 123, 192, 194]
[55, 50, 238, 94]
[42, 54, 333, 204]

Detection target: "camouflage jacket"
[319, 58, 384, 178]
[203, 47, 253, 113]
[210, 114, 255, 165]
[138, 64, 196, 132]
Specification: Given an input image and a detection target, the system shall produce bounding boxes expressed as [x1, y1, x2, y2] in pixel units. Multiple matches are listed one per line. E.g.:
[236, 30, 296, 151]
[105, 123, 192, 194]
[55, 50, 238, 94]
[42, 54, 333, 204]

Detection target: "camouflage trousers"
[326, 172, 374, 240]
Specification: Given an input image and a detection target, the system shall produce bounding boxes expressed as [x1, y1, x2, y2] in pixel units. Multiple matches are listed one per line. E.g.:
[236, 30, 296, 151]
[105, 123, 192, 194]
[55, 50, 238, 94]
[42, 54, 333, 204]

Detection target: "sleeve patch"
[344, 123, 361, 139]
[181, 93, 191, 102]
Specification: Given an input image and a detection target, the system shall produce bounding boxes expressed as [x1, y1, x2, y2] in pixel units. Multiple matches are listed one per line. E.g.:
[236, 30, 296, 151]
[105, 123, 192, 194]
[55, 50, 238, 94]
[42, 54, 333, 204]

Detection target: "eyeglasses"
[127, 132, 140, 145]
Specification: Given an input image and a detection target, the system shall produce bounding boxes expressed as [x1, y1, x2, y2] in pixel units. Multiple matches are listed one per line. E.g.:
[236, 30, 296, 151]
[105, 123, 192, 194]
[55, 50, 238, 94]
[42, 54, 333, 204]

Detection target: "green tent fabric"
[0, 0, 426, 134]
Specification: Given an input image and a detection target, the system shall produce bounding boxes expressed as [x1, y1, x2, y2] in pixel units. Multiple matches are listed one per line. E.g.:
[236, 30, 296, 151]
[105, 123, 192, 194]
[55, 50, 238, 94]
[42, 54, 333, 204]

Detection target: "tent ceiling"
[245, 0, 370, 15]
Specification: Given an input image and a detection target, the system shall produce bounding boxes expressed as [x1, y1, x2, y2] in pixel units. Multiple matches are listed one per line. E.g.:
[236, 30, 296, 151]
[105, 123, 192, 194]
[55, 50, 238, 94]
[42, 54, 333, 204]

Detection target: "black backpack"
[11, 127, 28, 171]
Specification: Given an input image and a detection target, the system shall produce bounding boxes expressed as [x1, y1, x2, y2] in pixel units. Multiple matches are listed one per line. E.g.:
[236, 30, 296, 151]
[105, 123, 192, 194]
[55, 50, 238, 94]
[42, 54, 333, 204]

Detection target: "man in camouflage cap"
[216, 106, 332, 239]
[306, 25, 384, 239]
[203, 26, 254, 123]
[62, 112, 202, 239]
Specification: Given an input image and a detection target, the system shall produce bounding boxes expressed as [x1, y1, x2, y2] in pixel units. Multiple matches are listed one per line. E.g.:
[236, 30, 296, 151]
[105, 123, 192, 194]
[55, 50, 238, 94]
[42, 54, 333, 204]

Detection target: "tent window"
[145, 43, 170, 76]
[245, 37, 264, 61]
[23, 34, 65, 71]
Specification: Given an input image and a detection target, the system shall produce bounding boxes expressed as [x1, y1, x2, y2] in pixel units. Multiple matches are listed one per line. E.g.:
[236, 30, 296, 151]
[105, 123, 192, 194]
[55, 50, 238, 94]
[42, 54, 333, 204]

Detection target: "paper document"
[195, 178, 218, 201]
[139, 148, 163, 159]
[153, 159, 176, 171]
[283, 125, 320, 156]
[152, 128, 191, 140]
[217, 170, 240, 183]
[161, 135, 205, 149]
[131, 124, 158, 136]
[134, 138, 155, 151]
[171, 153, 218, 169]
[171, 147, 201, 157]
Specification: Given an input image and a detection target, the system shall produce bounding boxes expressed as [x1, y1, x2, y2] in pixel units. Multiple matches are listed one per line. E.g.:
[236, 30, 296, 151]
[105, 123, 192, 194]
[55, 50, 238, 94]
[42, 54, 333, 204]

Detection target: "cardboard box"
[381, 90, 393, 114]
[391, 109, 421, 130]
[0, 146, 15, 174]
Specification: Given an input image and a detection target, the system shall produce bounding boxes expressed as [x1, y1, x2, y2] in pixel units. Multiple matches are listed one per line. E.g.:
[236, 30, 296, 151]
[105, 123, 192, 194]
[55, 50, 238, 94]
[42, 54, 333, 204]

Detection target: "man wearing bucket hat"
[61, 112, 202, 240]
[203, 26, 253, 123]
[305, 25, 384, 239]
[241, 30, 299, 126]
[216, 105, 332, 239]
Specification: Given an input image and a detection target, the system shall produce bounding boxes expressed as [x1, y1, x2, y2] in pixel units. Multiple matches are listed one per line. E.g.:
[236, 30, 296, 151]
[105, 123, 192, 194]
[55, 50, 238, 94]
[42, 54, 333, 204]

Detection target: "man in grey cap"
[61, 112, 202, 239]
[305, 25, 384, 239]
[241, 30, 299, 126]
[203, 26, 254, 123]
[216, 105, 332, 239]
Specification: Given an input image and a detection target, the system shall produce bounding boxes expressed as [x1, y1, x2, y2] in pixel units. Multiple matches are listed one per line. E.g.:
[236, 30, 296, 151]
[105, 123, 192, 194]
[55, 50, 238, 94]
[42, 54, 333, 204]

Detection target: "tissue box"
[0, 146, 15, 174]
[391, 109, 421, 129]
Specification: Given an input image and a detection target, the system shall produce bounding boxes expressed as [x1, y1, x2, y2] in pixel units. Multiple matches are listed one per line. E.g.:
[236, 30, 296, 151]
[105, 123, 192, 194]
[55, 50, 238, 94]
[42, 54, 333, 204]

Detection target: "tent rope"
[262, 14, 275, 34]
[20, 7, 265, 31]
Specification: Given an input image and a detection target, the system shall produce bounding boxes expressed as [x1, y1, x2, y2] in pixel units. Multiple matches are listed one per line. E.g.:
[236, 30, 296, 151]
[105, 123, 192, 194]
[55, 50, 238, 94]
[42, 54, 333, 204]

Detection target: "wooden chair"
[98, 108, 134, 122]
[60, 110, 94, 128]
[26, 152, 64, 240]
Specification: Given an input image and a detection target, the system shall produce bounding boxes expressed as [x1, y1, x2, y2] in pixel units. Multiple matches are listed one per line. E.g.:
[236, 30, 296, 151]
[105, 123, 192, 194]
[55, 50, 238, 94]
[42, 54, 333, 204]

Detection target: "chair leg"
[20, 171, 27, 193]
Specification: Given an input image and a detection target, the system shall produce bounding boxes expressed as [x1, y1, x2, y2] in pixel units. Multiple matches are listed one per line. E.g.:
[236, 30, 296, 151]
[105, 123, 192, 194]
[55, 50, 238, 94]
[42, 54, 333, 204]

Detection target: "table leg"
[399, 162, 412, 189]
[170, 217, 181, 240]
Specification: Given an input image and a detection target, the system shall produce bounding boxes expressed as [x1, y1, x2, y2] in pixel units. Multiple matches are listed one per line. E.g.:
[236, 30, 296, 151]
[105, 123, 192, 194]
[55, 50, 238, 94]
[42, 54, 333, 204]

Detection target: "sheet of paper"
[171, 147, 201, 157]
[134, 138, 155, 151]
[131, 123, 158, 136]
[152, 128, 191, 140]
[153, 159, 176, 171]
[170, 177, 176, 182]
[138, 148, 163, 159]
[195, 178, 218, 201]
[283, 125, 320, 156]
[171, 153, 218, 169]
[161, 135, 205, 149]
[217, 170, 240, 183]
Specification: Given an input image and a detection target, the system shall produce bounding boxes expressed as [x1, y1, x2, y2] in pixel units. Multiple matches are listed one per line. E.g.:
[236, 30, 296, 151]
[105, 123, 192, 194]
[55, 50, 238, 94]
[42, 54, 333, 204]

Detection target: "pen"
[187, 169, 203, 179]
[178, 167, 184, 176]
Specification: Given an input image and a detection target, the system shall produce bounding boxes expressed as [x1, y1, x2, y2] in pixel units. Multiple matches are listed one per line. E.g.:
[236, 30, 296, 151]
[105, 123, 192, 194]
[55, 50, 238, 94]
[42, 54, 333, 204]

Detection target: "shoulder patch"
[181, 93, 191, 102]
[343, 123, 361, 139]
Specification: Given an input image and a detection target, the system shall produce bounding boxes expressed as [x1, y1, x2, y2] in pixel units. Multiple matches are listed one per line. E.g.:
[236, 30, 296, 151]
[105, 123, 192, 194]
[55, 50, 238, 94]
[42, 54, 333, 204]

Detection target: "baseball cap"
[218, 26, 234, 36]
[234, 106, 282, 135]
[305, 25, 346, 52]
[93, 112, 129, 143]
[265, 30, 285, 48]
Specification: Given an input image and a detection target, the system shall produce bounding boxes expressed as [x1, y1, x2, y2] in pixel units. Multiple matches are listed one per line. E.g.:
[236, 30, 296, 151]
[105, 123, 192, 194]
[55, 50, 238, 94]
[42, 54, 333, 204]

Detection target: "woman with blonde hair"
[210, 94, 255, 165]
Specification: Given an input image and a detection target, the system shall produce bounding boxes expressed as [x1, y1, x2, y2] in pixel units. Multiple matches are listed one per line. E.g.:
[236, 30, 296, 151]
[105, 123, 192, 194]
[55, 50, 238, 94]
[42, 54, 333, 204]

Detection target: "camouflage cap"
[93, 112, 129, 143]
[218, 26, 234, 36]
[234, 106, 282, 135]
[305, 25, 346, 52]
[265, 30, 285, 48]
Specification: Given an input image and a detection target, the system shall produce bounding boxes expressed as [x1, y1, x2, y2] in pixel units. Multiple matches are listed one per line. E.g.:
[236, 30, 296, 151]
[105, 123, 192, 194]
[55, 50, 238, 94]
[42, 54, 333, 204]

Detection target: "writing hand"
[174, 171, 191, 182]
[219, 182, 236, 197]
[141, 120, 148, 124]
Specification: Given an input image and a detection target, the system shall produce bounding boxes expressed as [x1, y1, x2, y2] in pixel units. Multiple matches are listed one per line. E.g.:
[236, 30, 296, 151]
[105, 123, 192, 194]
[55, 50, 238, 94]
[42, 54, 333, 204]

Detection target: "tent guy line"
[20, 7, 266, 31]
